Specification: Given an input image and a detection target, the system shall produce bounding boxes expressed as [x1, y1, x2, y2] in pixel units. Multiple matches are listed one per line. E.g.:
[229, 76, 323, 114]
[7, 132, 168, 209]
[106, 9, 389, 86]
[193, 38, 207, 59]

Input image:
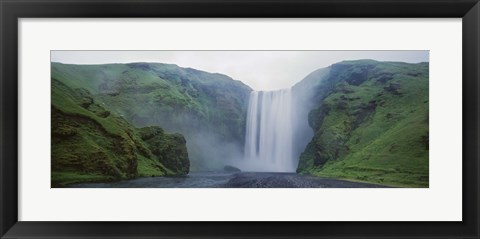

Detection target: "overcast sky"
[51, 51, 428, 91]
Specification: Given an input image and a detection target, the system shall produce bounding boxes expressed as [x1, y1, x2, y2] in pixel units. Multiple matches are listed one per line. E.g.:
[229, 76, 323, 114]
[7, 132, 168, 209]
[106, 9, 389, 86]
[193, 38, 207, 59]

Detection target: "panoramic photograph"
[51, 50, 429, 188]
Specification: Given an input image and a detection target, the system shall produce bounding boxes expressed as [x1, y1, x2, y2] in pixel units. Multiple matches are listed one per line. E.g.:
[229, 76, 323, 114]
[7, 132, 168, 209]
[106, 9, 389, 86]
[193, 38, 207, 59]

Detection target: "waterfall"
[243, 88, 294, 172]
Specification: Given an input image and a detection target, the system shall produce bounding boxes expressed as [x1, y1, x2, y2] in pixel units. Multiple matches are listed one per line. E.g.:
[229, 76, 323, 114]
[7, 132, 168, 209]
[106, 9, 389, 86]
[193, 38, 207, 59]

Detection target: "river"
[68, 172, 390, 188]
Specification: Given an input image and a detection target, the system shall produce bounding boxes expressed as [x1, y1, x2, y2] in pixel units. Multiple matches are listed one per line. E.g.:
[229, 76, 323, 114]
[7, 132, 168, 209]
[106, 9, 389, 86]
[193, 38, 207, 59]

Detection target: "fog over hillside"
[52, 51, 429, 90]
[51, 52, 429, 188]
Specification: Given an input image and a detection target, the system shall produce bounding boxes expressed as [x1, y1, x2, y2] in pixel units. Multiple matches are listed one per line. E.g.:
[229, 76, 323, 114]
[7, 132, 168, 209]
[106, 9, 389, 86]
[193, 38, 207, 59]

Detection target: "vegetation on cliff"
[52, 59, 429, 188]
[52, 62, 251, 170]
[295, 60, 429, 187]
[51, 77, 188, 187]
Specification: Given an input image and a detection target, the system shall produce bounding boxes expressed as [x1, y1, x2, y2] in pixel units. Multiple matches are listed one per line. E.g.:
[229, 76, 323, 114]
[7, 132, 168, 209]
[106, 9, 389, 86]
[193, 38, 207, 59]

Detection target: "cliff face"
[295, 60, 429, 187]
[139, 126, 189, 175]
[51, 75, 189, 187]
[52, 59, 429, 187]
[51, 62, 252, 171]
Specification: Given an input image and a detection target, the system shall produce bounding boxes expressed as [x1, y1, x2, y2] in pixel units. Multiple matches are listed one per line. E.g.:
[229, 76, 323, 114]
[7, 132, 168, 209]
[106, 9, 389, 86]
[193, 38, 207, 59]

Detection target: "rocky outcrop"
[295, 60, 429, 187]
[51, 62, 252, 171]
[51, 78, 190, 187]
[140, 126, 189, 175]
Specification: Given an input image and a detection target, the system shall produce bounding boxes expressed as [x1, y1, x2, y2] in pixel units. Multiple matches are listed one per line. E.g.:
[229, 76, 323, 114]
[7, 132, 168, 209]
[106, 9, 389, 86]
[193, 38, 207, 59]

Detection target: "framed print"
[1, 0, 479, 238]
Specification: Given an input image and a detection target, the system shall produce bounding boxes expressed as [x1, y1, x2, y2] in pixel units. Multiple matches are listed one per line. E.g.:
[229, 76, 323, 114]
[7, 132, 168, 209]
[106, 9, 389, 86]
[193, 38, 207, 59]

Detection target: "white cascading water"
[243, 88, 295, 172]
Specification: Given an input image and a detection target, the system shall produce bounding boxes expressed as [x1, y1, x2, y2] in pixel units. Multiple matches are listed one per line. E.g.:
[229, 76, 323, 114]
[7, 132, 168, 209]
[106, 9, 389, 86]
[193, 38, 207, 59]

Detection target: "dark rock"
[97, 110, 110, 118]
[375, 72, 394, 84]
[224, 165, 241, 172]
[140, 126, 190, 175]
[421, 133, 429, 150]
[337, 100, 348, 110]
[346, 71, 368, 85]
[222, 173, 391, 188]
[352, 100, 377, 128]
[80, 97, 94, 108]
[384, 83, 403, 95]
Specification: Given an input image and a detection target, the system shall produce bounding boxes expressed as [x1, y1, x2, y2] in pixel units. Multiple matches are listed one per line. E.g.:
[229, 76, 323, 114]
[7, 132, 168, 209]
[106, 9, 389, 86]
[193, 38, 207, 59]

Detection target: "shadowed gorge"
[52, 58, 428, 188]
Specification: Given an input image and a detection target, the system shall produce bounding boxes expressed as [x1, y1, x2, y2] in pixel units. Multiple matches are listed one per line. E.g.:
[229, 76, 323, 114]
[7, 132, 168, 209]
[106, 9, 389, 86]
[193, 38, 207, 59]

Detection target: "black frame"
[1, 0, 479, 238]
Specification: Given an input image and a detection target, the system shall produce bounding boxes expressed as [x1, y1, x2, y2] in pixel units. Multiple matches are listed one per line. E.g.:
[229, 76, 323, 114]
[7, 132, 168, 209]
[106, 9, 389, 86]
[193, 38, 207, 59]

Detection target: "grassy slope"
[51, 77, 187, 187]
[297, 60, 429, 187]
[52, 62, 251, 170]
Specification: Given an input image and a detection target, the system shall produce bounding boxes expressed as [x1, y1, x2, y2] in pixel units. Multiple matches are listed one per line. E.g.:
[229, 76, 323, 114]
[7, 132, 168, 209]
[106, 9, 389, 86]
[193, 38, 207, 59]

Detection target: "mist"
[123, 107, 246, 171]
[52, 52, 428, 173]
[52, 50, 429, 91]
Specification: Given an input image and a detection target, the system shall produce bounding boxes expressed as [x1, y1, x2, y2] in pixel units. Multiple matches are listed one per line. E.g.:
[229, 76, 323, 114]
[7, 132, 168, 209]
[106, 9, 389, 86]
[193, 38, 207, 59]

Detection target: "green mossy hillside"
[139, 126, 189, 174]
[296, 60, 429, 187]
[51, 78, 188, 187]
[51, 62, 251, 170]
